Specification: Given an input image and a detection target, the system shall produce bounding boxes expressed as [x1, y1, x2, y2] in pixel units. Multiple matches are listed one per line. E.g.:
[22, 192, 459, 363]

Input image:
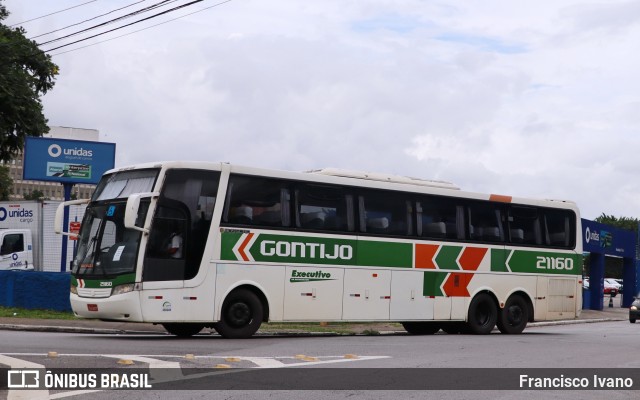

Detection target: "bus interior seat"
[510, 228, 524, 243]
[550, 232, 566, 246]
[423, 222, 446, 238]
[229, 206, 253, 225]
[324, 215, 339, 230]
[257, 210, 281, 226]
[444, 222, 458, 239]
[480, 226, 500, 241]
[301, 212, 326, 229]
[367, 217, 389, 233]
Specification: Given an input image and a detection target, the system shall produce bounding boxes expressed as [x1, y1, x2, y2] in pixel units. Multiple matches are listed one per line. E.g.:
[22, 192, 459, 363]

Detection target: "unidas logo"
[0, 206, 34, 222]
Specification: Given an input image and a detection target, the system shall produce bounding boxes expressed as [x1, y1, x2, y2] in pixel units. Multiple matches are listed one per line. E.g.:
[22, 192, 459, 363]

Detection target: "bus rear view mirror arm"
[54, 199, 90, 236]
[125, 192, 159, 234]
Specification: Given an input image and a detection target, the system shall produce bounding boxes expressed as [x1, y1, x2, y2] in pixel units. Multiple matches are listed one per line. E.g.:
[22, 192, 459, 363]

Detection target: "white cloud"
[4, 0, 640, 219]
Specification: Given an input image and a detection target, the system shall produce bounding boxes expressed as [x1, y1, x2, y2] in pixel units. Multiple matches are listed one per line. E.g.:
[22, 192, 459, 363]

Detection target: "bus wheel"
[467, 293, 497, 335]
[162, 323, 204, 337]
[402, 322, 440, 335]
[214, 289, 263, 339]
[497, 295, 529, 334]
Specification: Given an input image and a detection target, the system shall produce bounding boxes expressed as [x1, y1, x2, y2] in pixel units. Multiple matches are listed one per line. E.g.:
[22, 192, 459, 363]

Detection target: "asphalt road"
[1, 320, 639, 399]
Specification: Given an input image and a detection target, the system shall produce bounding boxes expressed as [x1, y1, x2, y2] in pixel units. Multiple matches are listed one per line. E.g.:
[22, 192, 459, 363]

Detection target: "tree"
[23, 189, 46, 200]
[0, 1, 58, 163]
[0, 164, 11, 200]
[594, 213, 639, 232]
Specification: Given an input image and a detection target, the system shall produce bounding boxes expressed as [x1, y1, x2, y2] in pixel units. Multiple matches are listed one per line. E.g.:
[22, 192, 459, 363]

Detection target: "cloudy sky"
[5, 0, 640, 220]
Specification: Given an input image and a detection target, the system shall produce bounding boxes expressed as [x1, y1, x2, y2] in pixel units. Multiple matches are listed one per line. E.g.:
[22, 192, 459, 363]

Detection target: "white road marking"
[0, 354, 49, 400]
[102, 355, 183, 381]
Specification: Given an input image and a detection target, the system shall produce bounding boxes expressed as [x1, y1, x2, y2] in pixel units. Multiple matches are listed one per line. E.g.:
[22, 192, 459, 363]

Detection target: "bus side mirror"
[124, 192, 158, 234]
[55, 199, 90, 236]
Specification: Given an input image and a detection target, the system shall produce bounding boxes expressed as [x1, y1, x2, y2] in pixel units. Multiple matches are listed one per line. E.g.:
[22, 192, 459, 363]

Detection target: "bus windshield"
[72, 169, 158, 277]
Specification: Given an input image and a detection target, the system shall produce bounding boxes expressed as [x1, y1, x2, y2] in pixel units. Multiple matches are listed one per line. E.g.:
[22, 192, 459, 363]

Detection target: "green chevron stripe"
[435, 245, 462, 270]
[422, 271, 448, 296]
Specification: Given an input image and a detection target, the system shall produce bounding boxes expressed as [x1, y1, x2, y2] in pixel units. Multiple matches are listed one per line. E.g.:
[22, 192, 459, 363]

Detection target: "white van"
[0, 229, 35, 271]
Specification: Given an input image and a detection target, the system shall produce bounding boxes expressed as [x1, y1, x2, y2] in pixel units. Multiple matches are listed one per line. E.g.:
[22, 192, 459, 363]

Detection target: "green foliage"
[23, 189, 46, 200]
[0, 306, 75, 320]
[0, 1, 58, 162]
[594, 213, 639, 232]
[0, 164, 11, 200]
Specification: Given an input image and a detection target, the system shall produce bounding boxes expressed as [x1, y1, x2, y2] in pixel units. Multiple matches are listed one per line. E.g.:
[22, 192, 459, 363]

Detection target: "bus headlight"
[70, 283, 77, 295]
[111, 283, 135, 296]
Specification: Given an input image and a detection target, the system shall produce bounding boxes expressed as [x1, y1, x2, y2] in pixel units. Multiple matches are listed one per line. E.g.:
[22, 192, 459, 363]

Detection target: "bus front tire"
[162, 323, 204, 337]
[467, 293, 497, 335]
[213, 289, 263, 339]
[497, 295, 529, 334]
[402, 322, 440, 335]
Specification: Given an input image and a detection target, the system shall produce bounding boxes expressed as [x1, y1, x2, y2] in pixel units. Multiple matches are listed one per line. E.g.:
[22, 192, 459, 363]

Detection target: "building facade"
[2, 126, 100, 201]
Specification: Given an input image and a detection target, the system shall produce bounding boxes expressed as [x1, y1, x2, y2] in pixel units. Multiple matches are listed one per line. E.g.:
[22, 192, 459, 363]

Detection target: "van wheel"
[630, 318, 636, 324]
[213, 289, 263, 339]
[162, 323, 204, 337]
[467, 293, 497, 335]
[402, 322, 440, 335]
[497, 295, 529, 334]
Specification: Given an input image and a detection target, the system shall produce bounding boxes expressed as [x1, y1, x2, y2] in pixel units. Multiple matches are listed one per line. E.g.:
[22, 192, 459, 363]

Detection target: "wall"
[0, 271, 71, 312]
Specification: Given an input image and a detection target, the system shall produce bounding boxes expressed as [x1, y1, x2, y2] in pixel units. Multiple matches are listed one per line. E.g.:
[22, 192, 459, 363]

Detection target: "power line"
[50, 0, 233, 56]
[9, 0, 98, 27]
[42, 0, 207, 53]
[38, 0, 178, 46]
[30, 0, 148, 40]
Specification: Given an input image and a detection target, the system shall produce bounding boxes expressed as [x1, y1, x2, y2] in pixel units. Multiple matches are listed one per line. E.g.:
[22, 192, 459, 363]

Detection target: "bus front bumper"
[70, 291, 143, 321]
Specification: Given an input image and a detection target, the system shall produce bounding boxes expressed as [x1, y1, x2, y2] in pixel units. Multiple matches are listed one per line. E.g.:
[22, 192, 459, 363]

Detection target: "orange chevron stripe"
[415, 244, 439, 269]
[442, 272, 473, 297]
[238, 233, 254, 261]
[459, 247, 488, 271]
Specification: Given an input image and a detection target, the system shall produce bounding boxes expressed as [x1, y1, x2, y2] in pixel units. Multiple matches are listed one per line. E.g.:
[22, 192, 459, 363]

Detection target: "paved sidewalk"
[0, 299, 630, 336]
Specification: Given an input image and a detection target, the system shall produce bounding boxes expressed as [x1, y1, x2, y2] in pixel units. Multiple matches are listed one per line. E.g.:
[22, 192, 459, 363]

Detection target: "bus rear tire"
[497, 295, 529, 334]
[467, 293, 497, 335]
[162, 323, 204, 337]
[213, 289, 263, 339]
[402, 322, 440, 335]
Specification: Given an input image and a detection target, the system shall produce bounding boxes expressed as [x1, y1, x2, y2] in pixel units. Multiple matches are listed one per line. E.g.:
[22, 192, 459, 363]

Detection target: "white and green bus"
[56, 162, 582, 338]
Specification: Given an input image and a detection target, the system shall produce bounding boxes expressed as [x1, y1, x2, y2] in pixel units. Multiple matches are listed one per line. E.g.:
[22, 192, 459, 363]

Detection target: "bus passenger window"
[295, 184, 353, 232]
[359, 191, 411, 236]
[418, 197, 461, 240]
[467, 202, 504, 243]
[508, 206, 541, 245]
[223, 175, 290, 228]
[542, 209, 574, 248]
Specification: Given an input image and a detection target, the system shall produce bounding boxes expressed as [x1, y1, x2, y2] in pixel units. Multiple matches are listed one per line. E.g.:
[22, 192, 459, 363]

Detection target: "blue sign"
[23, 137, 115, 185]
[581, 218, 635, 258]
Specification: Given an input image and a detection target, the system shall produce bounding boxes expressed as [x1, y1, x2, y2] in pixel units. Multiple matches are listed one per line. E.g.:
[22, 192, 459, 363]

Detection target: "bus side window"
[508, 206, 541, 245]
[467, 201, 504, 243]
[417, 196, 462, 240]
[542, 209, 574, 248]
[223, 175, 291, 228]
[359, 190, 411, 236]
[295, 184, 354, 232]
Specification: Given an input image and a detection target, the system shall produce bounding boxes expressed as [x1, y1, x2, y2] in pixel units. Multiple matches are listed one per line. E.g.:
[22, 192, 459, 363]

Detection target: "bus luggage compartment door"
[342, 269, 391, 320]
[283, 266, 344, 320]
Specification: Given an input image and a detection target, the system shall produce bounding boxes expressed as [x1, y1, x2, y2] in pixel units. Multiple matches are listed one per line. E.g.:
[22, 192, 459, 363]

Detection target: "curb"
[0, 317, 628, 336]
